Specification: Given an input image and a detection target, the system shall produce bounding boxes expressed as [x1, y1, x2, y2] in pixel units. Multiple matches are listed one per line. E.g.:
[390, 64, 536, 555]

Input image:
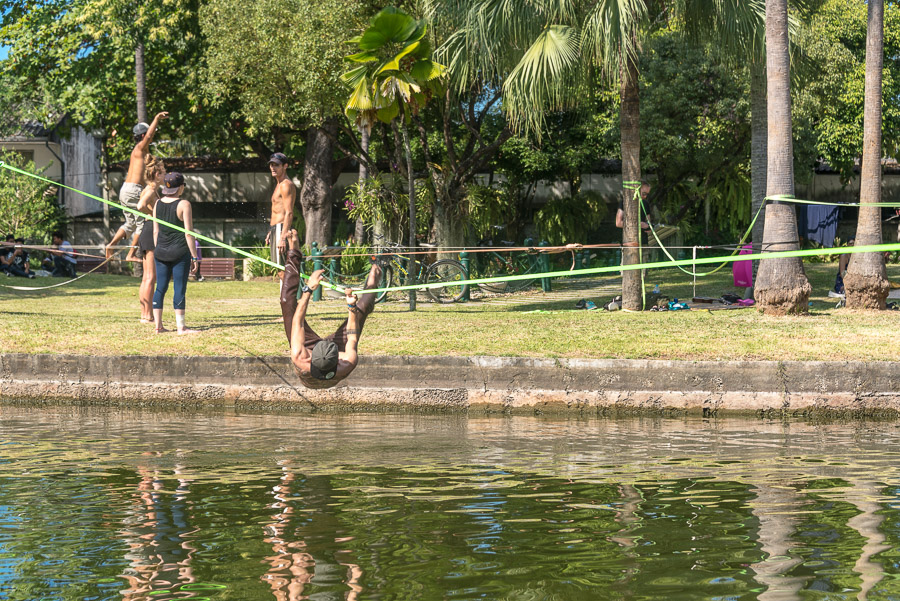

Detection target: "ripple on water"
[2, 407, 900, 600]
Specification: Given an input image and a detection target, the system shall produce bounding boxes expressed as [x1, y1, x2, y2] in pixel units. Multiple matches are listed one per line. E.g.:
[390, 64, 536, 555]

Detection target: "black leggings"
[154, 254, 190, 310]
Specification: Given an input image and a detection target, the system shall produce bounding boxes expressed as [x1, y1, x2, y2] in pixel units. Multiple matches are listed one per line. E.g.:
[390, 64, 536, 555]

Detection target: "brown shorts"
[279, 250, 378, 352]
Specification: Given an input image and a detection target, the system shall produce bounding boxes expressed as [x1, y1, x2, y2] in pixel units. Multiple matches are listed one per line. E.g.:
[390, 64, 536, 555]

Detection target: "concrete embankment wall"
[3, 353, 900, 416]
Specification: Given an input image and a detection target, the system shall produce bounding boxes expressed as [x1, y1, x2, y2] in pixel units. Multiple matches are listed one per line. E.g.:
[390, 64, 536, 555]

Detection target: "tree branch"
[412, 113, 443, 199]
[456, 126, 513, 189]
[442, 88, 458, 172]
[322, 122, 379, 178]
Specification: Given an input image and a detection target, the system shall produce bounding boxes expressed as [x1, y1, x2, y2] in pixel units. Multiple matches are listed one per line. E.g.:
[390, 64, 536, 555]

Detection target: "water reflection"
[119, 461, 198, 599]
[1, 409, 900, 600]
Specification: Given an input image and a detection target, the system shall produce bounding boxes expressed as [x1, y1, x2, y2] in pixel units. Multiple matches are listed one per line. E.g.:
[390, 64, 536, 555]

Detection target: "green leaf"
[340, 64, 369, 86]
[345, 77, 374, 111]
[345, 51, 378, 63]
[376, 102, 400, 123]
[359, 8, 418, 49]
[410, 59, 446, 81]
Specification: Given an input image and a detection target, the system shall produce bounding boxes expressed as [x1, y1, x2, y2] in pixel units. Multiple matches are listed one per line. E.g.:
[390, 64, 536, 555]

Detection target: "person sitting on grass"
[0, 234, 13, 275]
[278, 229, 382, 389]
[4, 237, 35, 279]
[48, 231, 78, 278]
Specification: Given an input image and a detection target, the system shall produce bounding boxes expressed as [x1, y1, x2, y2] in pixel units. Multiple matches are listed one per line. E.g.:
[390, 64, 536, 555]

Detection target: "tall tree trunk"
[354, 125, 370, 243]
[754, 0, 811, 315]
[750, 60, 767, 291]
[300, 122, 336, 248]
[401, 116, 417, 311]
[620, 49, 643, 311]
[845, 0, 888, 309]
[433, 186, 467, 249]
[135, 40, 147, 123]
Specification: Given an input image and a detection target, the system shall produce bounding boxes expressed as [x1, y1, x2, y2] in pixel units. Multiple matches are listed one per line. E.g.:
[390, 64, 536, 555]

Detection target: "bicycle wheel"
[425, 259, 469, 304]
[476, 253, 510, 293]
[374, 264, 393, 303]
[503, 252, 538, 292]
[478, 251, 537, 293]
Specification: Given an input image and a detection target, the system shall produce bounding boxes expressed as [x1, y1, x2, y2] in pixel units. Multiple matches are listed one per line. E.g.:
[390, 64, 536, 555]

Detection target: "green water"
[2, 408, 900, 600]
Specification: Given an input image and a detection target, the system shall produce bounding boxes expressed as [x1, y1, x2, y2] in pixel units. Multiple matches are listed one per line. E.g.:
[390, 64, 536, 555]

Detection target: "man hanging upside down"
[280, 229, 382, 389]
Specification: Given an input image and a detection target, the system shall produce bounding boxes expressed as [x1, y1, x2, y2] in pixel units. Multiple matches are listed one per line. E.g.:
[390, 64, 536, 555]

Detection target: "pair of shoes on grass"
[574, 299, 598, 310]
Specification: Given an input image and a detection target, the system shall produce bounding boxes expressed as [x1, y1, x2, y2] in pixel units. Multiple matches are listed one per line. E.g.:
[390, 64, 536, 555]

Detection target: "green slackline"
[766, 193, 900, 208]
[0, 161, 345, 294]
[356, 241, 900, 296]
[641, 193, 765, 278]
[636, 191, 899, 279]
[5, 161, 899, 298]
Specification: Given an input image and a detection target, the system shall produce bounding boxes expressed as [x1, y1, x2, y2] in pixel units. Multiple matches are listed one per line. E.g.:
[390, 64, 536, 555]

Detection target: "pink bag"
[732, 244, 753, 288]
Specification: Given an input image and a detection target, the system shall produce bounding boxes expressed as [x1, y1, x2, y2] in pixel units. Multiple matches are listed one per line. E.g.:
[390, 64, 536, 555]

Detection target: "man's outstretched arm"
[137, 111, 169, 153]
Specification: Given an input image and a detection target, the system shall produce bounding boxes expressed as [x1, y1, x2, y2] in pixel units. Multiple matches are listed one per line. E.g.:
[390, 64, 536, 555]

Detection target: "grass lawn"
[2, 259, 899, 361]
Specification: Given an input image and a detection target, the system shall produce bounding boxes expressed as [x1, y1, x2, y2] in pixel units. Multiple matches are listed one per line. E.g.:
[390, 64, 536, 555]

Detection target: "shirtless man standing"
[266, 152, 297, 270]
[105, 111, 168, 258]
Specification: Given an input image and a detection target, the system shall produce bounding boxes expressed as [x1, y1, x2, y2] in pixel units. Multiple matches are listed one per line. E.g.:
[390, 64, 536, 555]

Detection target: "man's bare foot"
[287, 229, 300, 250]
[140, 317, 152, 324]
[177, 328, 200, 335]
[104, 245, 115, 259]
[155, 326, 169, 334]
[125, 253, 141, 263]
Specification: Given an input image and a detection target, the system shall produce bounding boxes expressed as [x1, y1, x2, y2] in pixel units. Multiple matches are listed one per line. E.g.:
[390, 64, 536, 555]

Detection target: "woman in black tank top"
[151, 171, 200, 335]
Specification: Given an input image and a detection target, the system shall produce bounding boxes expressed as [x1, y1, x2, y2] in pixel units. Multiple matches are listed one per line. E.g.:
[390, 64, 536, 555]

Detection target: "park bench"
[198, 257, 236, 279]
[76, 256, 108, 273]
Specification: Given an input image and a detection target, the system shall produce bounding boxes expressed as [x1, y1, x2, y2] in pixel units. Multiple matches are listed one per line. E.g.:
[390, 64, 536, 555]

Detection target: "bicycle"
[471, 228, 541, 293]
[373, 239, 469, 304]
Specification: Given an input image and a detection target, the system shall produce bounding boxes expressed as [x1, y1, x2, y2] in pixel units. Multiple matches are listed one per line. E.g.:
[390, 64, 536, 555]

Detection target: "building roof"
[0, 120, 54, 142]
[108, 155, 273, 173]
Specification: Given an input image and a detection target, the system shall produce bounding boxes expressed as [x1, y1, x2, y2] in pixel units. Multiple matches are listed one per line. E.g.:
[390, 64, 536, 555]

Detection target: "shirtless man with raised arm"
[279, 229, 382, 389]
[106, 111, 169, 259]
[266, 152, 297, 270]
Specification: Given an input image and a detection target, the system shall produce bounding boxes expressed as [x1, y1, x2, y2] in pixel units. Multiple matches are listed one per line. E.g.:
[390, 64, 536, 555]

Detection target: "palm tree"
[343, 6, 446, 311]
[753, 0, 811, 314]
[428, 0, 765, 310]
[844, 0, 888, 309]
[749, 60, 767, 292]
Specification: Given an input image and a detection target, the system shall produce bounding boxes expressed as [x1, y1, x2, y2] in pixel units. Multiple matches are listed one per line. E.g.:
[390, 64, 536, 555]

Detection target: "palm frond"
[503, 24, 581, 136]
[581, 0, 649, 81]
[678, 0, 766, 62]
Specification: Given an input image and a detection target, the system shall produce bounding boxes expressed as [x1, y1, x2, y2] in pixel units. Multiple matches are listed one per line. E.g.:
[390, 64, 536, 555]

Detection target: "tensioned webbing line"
[1, 162, 595, 291]
[639, 191, 900, 278]
[355, 242, 900, 296]
[640, 191, 766, 278]
[5, 161, 899, 298]
[0, 161, 347, 294]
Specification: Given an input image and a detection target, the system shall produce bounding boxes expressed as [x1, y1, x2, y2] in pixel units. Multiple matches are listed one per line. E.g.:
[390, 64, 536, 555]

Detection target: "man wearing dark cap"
[266, 152, 297, 270]
[279, 229, 382, 389]
[105, 110, 168, 258]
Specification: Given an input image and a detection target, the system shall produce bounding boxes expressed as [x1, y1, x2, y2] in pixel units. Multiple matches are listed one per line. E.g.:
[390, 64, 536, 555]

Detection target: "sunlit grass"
[2, 261, 899, 361]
